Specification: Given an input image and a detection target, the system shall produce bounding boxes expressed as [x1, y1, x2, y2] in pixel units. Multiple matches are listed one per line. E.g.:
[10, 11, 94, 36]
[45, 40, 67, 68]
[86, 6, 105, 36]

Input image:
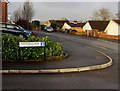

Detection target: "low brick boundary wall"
[98, 35, 120, 40]
[70, 30, 120, 40]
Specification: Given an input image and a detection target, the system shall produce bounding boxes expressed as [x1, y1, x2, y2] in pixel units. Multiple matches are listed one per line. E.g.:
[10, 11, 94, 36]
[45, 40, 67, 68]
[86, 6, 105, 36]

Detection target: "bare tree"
[12, 0, 34, 22]
[22, 0, 34, 21]
[116, 12, 120, 19]
[92, 8, 111, 20]
[92, 10, 100, 20]
[13, 8, 22, 22]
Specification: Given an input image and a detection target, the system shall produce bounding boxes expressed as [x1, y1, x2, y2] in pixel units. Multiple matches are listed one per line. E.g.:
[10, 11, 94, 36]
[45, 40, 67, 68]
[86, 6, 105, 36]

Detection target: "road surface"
[2, 31, 119, 89]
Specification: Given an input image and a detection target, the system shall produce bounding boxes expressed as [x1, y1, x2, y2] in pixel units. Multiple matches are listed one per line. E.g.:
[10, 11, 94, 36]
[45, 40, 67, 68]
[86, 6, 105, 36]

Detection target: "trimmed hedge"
[2, 35, 64, 60]
[31, 20, 40, 30]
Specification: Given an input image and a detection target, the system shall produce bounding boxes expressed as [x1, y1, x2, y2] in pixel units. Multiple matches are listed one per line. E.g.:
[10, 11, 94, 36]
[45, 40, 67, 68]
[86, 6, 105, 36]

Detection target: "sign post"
[19, 42, 46, 60]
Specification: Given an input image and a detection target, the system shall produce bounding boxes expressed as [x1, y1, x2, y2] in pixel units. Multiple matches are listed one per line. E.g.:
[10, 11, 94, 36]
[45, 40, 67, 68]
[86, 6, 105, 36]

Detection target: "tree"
[92, 8, 111, 20]
[13, 8, 22, 22]
[12, 0, 34, 22]
[50, 20, 57, 30]
[22, 0, 34, 21]
[16, 19, 31, 30]
[31, 20, 40, 30]
[115, 12, 120, 19]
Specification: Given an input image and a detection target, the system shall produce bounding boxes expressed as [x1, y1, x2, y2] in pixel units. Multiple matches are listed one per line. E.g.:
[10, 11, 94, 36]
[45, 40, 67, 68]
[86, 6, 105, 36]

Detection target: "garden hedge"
[2, 35, 64, 60]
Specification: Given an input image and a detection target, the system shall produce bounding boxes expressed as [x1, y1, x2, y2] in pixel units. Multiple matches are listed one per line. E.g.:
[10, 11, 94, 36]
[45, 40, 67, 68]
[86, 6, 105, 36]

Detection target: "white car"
[44, 26, 54, 32]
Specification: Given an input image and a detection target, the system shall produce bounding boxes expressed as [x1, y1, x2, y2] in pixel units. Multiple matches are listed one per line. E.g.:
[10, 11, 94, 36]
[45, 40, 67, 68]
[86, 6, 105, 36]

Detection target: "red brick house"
[0, 0, 8, 22]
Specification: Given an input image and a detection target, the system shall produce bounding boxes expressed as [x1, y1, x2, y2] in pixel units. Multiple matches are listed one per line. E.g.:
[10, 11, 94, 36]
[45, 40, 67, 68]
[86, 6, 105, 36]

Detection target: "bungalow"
[83, 20, 109, 32]
[49, 20, 69, 29]
[104, 20, 120, 35]
[83, 20, 109, 36]
[62, 22, 86, 32]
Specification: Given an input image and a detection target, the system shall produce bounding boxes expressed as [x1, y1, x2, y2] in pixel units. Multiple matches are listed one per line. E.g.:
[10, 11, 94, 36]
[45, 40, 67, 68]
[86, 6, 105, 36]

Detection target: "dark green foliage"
[31, 20, 40, 28]
[50, 20, 57, 30]
[16, 19, 31, 30]
[41, 24, 46, 30]
[2, 35, 64, 60]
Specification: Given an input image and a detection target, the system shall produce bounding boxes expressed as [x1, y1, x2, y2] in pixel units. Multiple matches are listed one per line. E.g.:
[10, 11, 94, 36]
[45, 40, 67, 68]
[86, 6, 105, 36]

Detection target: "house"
[62, 22, 85, 32]
[62, 22, 71, 30]
[104, 20, 120, 35]
[0, 0, 8, 22]
[83, 20, 109, 32]
[49, 19, 69, 29]
[83, 20, 109, 36]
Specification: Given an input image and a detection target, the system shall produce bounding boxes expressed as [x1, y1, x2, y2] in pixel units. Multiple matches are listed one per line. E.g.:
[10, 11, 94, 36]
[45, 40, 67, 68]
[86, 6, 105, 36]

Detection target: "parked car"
[44, 26, 54, 32]
[0, 23, 32, 39]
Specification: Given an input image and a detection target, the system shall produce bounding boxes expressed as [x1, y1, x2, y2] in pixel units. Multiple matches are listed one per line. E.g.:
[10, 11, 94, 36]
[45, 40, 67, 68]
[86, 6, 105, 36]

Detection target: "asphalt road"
[2, 31, 119, 90]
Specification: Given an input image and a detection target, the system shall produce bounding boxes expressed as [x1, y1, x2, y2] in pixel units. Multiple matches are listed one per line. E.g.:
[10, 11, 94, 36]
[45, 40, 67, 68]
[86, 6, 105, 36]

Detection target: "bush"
[41, 24, 46, 30]
[2, 35, 64, 60]
[16, 19, 31, 30]
[31, 20, 40, 30]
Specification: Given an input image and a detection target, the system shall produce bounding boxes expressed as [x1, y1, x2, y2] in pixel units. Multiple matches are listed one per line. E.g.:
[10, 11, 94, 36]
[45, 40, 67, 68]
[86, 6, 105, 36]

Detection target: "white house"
[62, 22, 85, 32]
[62, 22, 71, 30]
[104, 20, 120, 35]
[83, 22, 92, 31]
[83, 20, 109, 32]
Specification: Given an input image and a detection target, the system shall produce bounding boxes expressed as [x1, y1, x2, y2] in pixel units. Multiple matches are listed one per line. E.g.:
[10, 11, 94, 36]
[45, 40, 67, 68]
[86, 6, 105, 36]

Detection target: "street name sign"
[19, 42, 45, 47]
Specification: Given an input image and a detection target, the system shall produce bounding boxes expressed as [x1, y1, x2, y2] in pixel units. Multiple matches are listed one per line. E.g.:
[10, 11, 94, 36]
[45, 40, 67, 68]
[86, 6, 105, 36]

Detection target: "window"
[14, 26, 20, 29]
[7, 25, 14, 29]
[0, 24, 5, 27]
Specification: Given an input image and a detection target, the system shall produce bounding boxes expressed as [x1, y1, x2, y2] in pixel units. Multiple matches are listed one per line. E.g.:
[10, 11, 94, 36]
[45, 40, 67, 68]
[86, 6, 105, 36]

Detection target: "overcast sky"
[8, 0, 119, 21]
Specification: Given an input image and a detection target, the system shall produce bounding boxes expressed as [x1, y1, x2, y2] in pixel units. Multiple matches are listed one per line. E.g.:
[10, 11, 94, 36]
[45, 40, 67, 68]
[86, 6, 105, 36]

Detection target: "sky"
[8, 0, 119, 21]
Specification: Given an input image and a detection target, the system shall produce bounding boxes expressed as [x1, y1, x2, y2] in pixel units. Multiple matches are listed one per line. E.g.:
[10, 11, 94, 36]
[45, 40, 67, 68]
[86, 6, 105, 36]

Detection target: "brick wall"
[0, 3, 2, 22]
[69, 29, 119, 40]
[71, 27, 83, 32]
[0, 1, 8, 22]
[98, 32, 120, 40]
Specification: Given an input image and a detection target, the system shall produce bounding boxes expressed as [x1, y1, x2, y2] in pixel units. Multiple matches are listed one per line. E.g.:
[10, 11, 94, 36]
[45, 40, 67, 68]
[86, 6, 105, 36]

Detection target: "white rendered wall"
[105, 20, 120, 35]
[83, 22, 92, 31]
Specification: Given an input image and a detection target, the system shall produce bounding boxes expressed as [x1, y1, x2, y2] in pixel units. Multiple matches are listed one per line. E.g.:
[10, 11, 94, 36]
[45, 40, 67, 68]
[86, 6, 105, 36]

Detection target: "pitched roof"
[113, 20, 120, 25]
[88, 20, 109, 32]
[67, 22, 86, 28]
[49, 20, 69, 28]
[56, 20, 69, 28]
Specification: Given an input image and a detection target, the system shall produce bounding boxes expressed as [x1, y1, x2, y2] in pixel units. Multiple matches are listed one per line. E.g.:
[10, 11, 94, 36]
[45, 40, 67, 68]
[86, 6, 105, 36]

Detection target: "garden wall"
[98, 32, 120, 40]
[70, 29, 120, 40]
[71, 28, 83, 32]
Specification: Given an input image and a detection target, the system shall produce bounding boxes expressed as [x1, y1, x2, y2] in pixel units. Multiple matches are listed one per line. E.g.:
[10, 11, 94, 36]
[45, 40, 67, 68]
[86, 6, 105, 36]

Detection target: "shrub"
[16, 19, 31, 30]
[31, 20, 40, 30]
[2, 35, 64, 60]
[50, 20, 57, 30]
[41, 24, 46, 30]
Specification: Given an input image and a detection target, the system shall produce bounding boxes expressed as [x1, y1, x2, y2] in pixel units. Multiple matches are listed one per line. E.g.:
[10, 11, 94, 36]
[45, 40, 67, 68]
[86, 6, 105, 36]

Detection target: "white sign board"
[19, 42, 45, 47]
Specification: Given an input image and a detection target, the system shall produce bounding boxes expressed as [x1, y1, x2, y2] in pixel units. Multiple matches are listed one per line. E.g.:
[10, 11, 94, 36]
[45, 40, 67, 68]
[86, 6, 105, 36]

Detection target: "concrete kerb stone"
[40, 69, 59, 73]
[1, 47, 113, 74]
[19, 70, 40, 73]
